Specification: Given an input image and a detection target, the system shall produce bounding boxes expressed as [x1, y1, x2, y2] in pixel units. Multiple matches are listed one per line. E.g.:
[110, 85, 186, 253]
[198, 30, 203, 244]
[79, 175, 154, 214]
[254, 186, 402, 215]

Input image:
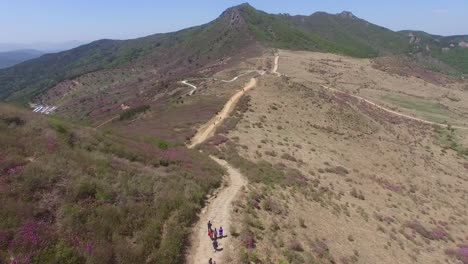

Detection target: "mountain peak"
[233, 2, 253, 9]
[222, 2, 255, 13]
[220, 2, 257, 24]
[338, 11, 356, 19]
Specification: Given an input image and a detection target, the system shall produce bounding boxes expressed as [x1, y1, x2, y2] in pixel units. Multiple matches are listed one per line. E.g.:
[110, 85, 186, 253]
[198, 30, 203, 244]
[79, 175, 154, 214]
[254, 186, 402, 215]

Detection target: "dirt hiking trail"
[188, 78, 257, 149]
[185, 55, 279, 263]
[186, 157, 247, 264]
[95, 115, 119, 129]
[272, 54, 280, 76]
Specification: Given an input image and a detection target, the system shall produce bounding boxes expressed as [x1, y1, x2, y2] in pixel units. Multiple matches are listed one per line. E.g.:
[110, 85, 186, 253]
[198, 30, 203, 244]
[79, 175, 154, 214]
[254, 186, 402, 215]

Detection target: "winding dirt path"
[188, 78, 257, 149]
[182, 80, 198, 96]
[272, 54, 280, 76]
[186, 157, 247, 264]
[186, 77, 256, 262]
[94, 115, 119, 129]
[185, 54, 281, 263]
[181, 70, 265, 96]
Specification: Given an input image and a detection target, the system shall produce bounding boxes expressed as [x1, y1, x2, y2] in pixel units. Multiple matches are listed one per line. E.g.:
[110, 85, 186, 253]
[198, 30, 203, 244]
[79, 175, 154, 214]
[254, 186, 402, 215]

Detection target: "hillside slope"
[0, 103, 224, 263]
[201, 51, 468, 263]
[0, 49, 43, 69]
[399, 30, 468, 74]
[0, 6, 257, 102]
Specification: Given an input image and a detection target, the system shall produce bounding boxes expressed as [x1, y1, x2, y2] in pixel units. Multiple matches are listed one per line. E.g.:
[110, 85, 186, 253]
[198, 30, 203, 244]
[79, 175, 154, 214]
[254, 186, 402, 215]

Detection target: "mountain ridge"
[0, 49, 44, 69]
[1, 3, 467, 102]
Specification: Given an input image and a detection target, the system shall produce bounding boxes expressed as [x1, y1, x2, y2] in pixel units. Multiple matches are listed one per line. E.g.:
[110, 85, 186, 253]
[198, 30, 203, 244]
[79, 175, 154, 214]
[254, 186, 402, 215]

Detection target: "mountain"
[0, 3, 467, 103]
[0, 5, 258, 102]
[398, 30, 468, 74]
[0, 41, 85, 53]
[239, 7, 409, 57]
[0, 49, 44, 69]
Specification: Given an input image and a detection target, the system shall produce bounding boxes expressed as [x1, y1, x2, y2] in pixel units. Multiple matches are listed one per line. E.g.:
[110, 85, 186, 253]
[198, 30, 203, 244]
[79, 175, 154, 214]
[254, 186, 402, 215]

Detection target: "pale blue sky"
[1, 0, 467, 43]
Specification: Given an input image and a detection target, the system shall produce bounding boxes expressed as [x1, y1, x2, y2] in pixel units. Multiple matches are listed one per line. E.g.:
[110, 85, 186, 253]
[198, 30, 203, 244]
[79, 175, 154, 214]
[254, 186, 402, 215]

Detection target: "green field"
[381, 94, 457, 124]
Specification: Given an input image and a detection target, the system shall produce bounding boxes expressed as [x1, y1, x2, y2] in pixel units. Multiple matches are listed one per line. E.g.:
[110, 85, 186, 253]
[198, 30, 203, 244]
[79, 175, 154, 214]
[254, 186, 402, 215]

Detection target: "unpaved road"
[188, 78, 257, 148]
[181, 70, 265, 96]
[185, 63, 271, 263]
[320, 84, 468, 130]
[272, 54, 280, 76]
[186, 156, 247, 264]
[185, 55, 278, 263]
[182, 80, 198, 95]
[95, 115, 119, 129]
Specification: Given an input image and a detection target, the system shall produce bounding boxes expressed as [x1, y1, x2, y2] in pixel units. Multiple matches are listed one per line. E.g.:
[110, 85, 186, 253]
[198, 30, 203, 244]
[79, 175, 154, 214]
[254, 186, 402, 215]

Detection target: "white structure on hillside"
[32, 105, 58, 115]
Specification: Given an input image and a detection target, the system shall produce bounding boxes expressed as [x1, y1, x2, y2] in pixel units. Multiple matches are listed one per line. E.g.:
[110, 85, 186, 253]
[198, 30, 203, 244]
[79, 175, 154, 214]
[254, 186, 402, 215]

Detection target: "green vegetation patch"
[432, 47, 468, 74]
[119, 105, 150, 120]
[434, 125, 468, 157]
[144, 137, 172, 149]
[382, 94, 453, 124]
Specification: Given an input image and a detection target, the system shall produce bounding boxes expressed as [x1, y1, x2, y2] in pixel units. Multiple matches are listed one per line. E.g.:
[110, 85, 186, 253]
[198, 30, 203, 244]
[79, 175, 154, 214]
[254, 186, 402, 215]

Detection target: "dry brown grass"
[220, 51, 468, 263]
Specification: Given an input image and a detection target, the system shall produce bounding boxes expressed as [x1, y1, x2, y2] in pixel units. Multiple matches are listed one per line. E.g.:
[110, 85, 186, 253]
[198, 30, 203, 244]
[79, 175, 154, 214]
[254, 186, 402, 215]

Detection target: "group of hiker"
[207, 220, 225, 263]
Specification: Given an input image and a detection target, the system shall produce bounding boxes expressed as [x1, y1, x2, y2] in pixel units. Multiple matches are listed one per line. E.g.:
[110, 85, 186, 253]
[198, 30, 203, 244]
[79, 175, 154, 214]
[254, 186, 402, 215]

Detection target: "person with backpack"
[219, 226, 224, 238]
[208, 228, 214, 240]
[212, 239, 218, 252]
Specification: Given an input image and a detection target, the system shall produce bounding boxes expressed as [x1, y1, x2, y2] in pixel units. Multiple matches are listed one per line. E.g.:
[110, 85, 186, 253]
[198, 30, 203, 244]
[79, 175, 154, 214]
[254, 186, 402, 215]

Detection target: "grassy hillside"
[290, 12, 409, 57]
[432, 48, 468, 74]
[0, 104, 224, 263]
[238, 4, 409, 58]
[238, 5, 343, 53]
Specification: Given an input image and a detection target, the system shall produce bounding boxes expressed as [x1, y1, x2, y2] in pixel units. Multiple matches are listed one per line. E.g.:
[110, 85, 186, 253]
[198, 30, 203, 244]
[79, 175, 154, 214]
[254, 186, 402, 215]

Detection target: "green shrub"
[119, 105, 150, 120]
[48, 117, 69, 134]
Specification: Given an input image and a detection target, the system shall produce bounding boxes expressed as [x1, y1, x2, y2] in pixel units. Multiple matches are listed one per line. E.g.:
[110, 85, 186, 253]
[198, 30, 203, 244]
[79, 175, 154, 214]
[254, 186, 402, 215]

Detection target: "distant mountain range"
[0, 3, 467, 102]
[0, 49, 44, 69]
[0, 41, 85, 53]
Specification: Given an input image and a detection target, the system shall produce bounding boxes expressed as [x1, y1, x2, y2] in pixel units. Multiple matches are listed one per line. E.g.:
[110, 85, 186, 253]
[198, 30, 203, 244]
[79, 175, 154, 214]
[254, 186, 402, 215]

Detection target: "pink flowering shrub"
[0, 231, 12, 249]
[313, 240, 330, 258]
[446, 244, 468, 264]
[5, 165, 25, 176]
[406, 220, 449, 241]
[9, 255, 30, 264]
[241, 231, 256, 249]
[11, 222, 43, 250]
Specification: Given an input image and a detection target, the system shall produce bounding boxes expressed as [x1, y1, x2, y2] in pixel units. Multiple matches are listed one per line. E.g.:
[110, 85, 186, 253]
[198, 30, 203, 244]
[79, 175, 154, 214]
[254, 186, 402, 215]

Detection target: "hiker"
[208, 228, 214, 240]
[214, 228, 218, 239]
[208, 258, 213, 264]
[219, 226, 224, 238]
[212, 239, 218, 252]
[208, 220, 212, 231]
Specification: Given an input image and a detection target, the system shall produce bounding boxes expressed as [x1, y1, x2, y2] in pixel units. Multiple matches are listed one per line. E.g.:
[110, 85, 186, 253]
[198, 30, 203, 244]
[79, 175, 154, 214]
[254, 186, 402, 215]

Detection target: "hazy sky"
[1, 0, 467, 43]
